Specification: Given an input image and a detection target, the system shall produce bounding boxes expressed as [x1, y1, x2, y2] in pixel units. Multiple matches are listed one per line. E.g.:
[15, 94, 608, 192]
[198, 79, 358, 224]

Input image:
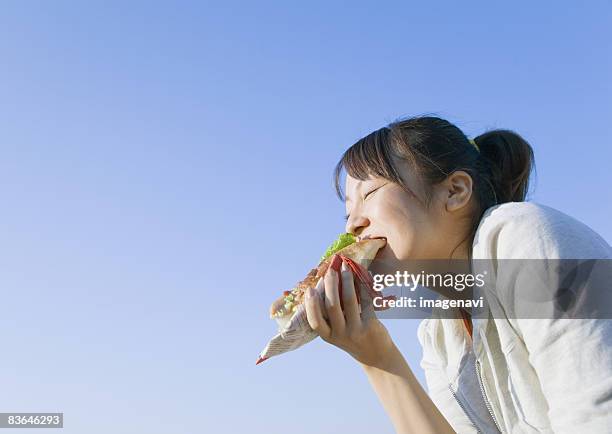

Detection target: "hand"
[304, 256, 396, 369]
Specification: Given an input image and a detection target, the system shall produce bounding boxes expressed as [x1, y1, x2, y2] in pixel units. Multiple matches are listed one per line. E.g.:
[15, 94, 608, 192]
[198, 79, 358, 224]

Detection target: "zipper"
[448, 384, 482, 433]
[475, 359, 504, 434]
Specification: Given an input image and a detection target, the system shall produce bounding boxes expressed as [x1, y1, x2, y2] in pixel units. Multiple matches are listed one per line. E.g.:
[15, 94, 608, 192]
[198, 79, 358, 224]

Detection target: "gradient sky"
[0, 1, 611, 433]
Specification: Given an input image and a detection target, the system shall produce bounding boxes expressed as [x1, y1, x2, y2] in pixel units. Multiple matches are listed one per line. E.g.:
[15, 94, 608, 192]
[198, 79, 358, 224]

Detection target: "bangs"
[334, 127, 406, 201]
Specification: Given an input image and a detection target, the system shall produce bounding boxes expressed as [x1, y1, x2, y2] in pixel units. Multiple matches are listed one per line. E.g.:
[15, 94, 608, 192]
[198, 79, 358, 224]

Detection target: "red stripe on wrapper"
[335, 254, 396, 310]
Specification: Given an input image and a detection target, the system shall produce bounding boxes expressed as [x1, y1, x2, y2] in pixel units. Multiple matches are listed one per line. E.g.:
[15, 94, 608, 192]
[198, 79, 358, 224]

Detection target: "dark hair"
[333, 115, 536, 258]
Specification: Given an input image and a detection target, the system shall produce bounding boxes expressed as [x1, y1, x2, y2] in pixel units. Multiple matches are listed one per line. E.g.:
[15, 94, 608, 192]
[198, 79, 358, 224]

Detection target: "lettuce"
[320, 233, 356, 262]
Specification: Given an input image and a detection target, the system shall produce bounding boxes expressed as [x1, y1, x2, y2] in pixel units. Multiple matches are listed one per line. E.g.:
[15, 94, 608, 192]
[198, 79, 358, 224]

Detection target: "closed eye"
[344, 182, 388, 222]
[364, 182, 388, 200]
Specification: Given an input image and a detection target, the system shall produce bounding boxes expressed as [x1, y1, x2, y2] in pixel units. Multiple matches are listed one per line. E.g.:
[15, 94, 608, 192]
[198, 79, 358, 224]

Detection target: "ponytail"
[473, 130, 535, 205]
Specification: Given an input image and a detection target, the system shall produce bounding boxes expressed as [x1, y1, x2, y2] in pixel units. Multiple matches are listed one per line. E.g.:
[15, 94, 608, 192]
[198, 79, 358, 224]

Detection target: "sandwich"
[256, 233, 393, 365]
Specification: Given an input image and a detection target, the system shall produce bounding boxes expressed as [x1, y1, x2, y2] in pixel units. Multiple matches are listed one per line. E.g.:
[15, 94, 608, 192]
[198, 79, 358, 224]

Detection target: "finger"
[340, 260, 360, 328]
[324, 260, 346, 333]
[358, 281, 377, 321]
[305, 278, 331, 339]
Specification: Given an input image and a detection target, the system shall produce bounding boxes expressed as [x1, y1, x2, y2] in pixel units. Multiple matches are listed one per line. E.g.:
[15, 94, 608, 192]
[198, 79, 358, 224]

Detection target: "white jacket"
[417, 202, 612, 433]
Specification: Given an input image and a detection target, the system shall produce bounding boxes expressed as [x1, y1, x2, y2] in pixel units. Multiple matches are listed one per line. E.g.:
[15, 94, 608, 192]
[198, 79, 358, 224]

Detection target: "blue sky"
[0, 1, 610, 433]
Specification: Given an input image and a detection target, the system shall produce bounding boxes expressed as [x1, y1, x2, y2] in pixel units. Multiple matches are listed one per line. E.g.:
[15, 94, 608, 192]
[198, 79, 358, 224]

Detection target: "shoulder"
[472, 201, 612, 259]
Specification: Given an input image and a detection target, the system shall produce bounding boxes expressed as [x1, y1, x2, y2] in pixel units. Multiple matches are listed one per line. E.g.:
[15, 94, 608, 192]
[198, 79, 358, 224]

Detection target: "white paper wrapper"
[256, 285, 327, 365]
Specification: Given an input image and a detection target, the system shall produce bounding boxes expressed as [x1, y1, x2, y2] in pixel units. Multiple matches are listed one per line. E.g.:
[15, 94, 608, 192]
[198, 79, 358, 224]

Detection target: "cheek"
[373, 204, 412, 246]
[378, 200, 429, 258]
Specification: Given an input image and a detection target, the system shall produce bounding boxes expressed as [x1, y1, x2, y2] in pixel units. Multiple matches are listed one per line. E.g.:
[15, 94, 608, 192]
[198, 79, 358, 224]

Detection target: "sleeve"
[491, 211, 612, 433]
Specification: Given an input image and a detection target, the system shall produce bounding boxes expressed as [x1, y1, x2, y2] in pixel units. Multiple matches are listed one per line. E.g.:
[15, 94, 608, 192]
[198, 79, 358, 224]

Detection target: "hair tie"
[469, 139, 480, 152]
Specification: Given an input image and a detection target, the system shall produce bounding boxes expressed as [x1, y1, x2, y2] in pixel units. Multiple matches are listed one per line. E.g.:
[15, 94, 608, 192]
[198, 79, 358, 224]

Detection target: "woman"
[304, 116, 612, 433]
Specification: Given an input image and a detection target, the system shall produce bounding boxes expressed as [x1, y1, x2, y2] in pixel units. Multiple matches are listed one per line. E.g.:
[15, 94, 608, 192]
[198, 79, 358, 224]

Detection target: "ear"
[443, 171, 473, 212]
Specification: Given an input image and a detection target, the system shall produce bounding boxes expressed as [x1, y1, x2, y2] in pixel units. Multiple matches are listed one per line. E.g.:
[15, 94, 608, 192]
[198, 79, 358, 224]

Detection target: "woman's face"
[344, 165, 474, 274]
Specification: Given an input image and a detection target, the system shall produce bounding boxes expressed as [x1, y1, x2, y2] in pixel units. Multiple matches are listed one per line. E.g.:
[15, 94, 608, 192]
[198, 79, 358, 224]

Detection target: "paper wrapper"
[255, 287, 325, 365]
[256, 251, 395, 365]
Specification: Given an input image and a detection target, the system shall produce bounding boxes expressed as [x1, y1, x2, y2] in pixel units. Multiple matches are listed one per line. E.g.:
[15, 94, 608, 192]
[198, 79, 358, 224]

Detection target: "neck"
[421, 234, 475, 301]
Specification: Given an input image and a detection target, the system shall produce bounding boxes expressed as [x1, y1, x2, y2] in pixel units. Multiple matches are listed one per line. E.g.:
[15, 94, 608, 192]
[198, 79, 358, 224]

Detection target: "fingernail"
[316, 277, 324, 288]
[326, 265, 336, 278]
[306, 286, 314, 299]
[341, 261, 348, 272]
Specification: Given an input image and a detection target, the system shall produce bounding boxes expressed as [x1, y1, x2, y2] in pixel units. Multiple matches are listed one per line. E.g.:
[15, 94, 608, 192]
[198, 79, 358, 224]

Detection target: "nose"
[346, 214, 370, 237]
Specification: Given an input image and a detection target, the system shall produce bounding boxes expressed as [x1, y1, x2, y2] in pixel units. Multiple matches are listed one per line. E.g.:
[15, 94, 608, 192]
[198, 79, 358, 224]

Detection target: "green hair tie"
[469, 139, 480, 152]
